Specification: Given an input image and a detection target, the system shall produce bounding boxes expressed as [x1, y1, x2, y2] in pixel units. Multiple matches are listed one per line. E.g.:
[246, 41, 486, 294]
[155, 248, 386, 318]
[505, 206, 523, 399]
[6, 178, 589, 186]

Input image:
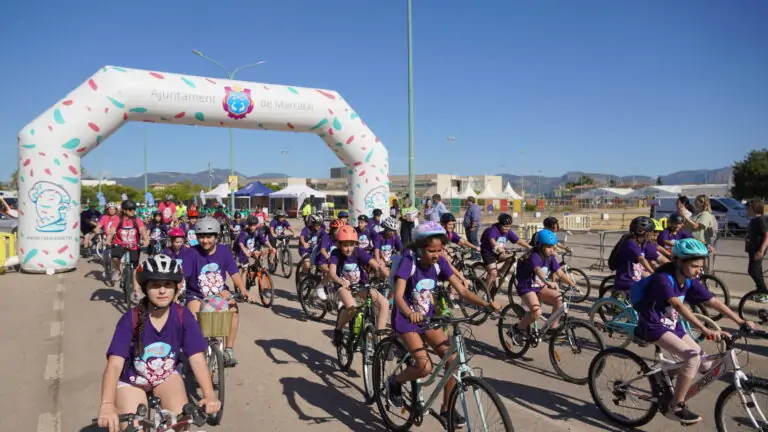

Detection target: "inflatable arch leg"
[16, 66, 390, 273]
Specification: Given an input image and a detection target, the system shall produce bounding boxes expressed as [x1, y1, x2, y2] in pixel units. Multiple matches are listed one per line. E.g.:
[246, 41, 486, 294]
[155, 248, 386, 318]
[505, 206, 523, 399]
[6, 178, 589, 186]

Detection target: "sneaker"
[506, 324, 528, 346]
[439, 408, 467, 429]
[332, 328, 344, 347]
[753, 293, 768, 304]
[665, 403, 701, 425]
[223, 348, 238, 368]
[387, 377, 404, 408]
[316, 285, 328, 301]
[111, 269, 120, 282]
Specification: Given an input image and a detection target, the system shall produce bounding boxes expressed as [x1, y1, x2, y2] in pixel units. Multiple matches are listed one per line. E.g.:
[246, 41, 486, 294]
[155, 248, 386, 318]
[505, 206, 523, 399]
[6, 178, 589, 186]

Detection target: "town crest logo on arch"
[223, 85, 254, 120]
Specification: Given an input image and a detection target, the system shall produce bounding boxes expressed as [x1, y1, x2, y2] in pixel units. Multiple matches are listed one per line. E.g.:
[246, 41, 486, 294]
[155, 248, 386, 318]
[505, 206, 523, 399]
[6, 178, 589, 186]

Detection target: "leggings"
[656, 332, 711, 378]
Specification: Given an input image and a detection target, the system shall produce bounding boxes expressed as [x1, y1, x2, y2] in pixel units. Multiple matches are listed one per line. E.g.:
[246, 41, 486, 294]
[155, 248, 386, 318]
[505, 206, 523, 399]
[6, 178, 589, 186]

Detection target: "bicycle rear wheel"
[497, 303, 531, 359]
[696, 274, 730, 321]
[738, 290, 768, 325]
[258, 271, 275, 308]
[447, 375, 514, 432]
[207, 342, 226, 426]
[459, 277, 490, 325]
[280, 248, 293, 278]
[587, 298, 636, 349]
[549, 320, 605, 384]
[298, 277, 327, 321]
[372, 337, 417, 431]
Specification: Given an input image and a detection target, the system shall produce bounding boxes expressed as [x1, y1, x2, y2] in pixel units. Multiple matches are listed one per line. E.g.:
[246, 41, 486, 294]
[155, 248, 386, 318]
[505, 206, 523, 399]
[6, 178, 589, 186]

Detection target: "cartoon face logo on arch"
[223, 85, 254, 120]
[28, 181, 71, 233]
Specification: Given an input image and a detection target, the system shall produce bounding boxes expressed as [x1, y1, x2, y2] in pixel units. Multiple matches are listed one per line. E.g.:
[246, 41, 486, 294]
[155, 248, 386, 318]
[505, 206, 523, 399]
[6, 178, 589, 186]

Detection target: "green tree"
[264, 183, 283, 192]
[7, 169, 19, 191]
[155, 180, 206, 201]
[732, 149, 768, 199]
[656, 176, 663, 185]
[578, 175, 595, 185]
[81, 184, 142, 205]
[608, 179, 617, 187]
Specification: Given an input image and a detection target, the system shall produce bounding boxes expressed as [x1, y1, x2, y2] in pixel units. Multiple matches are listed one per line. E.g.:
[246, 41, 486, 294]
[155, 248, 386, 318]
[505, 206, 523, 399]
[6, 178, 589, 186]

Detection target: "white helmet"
[307, 214, 322, 225]
[381, 216, 400, 232]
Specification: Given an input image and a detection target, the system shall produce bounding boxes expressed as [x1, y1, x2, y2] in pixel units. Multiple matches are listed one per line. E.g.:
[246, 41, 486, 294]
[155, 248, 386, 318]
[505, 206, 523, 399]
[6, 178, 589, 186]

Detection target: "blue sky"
[1, 0, 766, 182]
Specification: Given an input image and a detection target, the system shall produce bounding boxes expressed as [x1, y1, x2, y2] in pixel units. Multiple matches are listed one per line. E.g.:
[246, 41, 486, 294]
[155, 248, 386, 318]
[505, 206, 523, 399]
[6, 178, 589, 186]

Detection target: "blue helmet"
[672, 238, 709, 260]
[535, 229, 558, 246]
[338, 210, 349, 218]
[412, 221, 446, 241]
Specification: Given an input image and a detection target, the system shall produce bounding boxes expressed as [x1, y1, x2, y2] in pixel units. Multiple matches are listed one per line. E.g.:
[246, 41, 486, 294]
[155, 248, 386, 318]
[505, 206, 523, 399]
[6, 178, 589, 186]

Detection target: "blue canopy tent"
[234, 181, 273, 213]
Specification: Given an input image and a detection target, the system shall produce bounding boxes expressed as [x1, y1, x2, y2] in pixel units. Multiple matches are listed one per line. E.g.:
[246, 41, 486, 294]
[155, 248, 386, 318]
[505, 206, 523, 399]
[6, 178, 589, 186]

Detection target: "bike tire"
[549, 320, 605, 385]
[103, 250, 113, 287]
[697, 274, 730, 321]
[565, 267, 591, 303]
[298, 277, 327, 321]
[122, 266, 132, 307]
[281, 248, 293, 278]
[714, 377, 768, 432]
[372, 337, 417, 432]
[587, 297, 636, 349]
[470, 262, 487, 280]
[587, 348, 658, 428]
[458, 277, 490, 325]
[207, 342, 226, 426]
[447, 375, 515, 432]
[361, 323, 377, 405]
[258, 271, 275, 308]
[598, 275, 615, 298]
[497, 303, 531, 359]
[336, 307, 356, 371]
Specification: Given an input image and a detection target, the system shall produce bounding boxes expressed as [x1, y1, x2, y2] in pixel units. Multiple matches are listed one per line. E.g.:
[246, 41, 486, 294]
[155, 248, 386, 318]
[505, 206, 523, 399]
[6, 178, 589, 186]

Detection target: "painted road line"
[44, 354, 63, 380]
[52, 299, 64, 311]
[37, 412, 61, 432]
[50, 322, 63, 338]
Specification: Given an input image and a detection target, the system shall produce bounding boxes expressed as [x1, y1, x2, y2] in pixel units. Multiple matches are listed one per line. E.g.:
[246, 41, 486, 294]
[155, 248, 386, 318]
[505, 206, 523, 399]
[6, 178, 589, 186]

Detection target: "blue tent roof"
[234, 181, 273, 197]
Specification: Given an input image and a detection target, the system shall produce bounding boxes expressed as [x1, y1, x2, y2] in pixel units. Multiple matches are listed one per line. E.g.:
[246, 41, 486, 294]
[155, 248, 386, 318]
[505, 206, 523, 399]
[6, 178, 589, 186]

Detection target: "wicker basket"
[196, 311, 235, 338]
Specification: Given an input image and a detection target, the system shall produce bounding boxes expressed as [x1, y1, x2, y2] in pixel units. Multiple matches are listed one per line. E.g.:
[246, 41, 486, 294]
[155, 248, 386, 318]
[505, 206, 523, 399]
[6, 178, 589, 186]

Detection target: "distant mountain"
[111, 169, 287, 189]
[498, 167, 733, 194]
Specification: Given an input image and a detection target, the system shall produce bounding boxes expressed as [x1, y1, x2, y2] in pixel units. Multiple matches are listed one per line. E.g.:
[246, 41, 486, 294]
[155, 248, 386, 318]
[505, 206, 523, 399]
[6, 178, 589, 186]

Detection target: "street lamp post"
[143, 126, 148, 206]
[406, 0, 416, 204]
[192, 50, 266, 214]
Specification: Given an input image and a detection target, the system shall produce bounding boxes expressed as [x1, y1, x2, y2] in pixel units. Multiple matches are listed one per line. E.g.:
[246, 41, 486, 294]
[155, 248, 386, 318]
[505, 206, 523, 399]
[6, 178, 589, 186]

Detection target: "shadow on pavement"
[484, 376, 629, 432]
[90, 287, 129, 315]
[271, 303, 309, 322]
[275, 287, 299, 303]
[254, 338, 380, 429]
[78, 424, 101, 432]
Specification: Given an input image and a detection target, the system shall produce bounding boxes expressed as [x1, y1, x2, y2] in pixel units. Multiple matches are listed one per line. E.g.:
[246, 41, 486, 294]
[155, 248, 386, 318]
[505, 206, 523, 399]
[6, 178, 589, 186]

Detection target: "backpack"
[630, 273, 690, 306]
[387, 254, 441, 291]
[116, 215, 141, 247]
[130, 304, 184, 347]
[607, 234, 630, 271]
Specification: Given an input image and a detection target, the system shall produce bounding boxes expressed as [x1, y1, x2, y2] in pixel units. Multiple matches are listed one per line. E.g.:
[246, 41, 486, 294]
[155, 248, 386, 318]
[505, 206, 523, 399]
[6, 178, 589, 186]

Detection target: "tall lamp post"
[192, 50, 266, 214]
[143, 126, 148, 206]
[406, 0, 416, 204]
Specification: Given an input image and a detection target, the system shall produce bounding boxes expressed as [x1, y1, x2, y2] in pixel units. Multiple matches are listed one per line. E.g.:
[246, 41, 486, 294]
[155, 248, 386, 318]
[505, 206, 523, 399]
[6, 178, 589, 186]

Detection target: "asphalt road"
[2, 232, 767, 432]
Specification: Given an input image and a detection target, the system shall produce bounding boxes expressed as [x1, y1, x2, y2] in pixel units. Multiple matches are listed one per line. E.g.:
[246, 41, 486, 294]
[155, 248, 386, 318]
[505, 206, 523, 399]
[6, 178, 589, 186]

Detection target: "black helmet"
[137, 254, 183, 289]
[152, 211, 162, 217]
[668, 213, 685, 225]
[372, 209, 383, 217]
[497, 213, 513, 226]
[439, 213, 456, 225]
[121, 200, 136, 211]
[357, 214, 369, 222]
[247, 216, 259, 225]
[543, 217, 559, 229]
[629, 216, 655, 236]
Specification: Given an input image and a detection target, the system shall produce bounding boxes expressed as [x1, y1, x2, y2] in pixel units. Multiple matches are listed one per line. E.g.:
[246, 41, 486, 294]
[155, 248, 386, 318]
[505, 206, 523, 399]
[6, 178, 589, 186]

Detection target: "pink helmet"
[168, 227, 185, 238]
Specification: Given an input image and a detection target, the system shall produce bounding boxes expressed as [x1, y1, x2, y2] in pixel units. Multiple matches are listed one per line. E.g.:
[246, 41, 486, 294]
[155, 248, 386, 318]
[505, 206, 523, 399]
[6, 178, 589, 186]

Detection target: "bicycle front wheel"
[361, 323, 377, 405]
[549, 320, 605, 384]
[336, 307, 355, 371]
[122, 267, 133, 307]
[280, 248, 293, 278]
[298, 277, 327, 321]
[715, 377, 768, 431]
[207, 342, 226, 425]
[372, 337, 417, 432]
[448, 375, 514, 432]
[258, 271, 275, 308]
[565, 267, 591, 303]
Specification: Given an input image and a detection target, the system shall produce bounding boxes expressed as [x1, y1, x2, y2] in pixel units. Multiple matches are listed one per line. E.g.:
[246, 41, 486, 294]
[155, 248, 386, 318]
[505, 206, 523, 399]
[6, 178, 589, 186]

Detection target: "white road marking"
[52, 299, 64, 311]
[50, 322, 63, 338]
[37, 412, 61, 432]
[44, 354, 63, 380]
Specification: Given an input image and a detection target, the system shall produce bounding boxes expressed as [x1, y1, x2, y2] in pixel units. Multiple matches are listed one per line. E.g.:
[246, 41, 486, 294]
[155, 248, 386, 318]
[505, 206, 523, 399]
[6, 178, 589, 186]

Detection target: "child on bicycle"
[656, 213, 691, 260]
[314, 219, 344, 300]
[146, 211, 169, 256]
[480, 213, 531, 296]
[299, 214, 324, 275]
[237, 216, 274, 281]
[610, 216, 658, 293]
[374, 216, 404, 266]
[530, 217, 570, 253]
[180, 209, 199, 247]
[387, 221, 500, 429]
[355, 214, 376, 254]
[329, 225, 390, 346]
[184, 217, 249, 367]
[506, 229, 577, 344]
[97, 255, 221, 432]
[633, 238, 753, 425]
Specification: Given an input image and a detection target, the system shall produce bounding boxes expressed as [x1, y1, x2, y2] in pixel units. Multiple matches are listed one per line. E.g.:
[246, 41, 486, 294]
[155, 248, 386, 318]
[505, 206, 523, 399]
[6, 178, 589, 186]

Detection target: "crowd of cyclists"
[82, 194, 768, 431]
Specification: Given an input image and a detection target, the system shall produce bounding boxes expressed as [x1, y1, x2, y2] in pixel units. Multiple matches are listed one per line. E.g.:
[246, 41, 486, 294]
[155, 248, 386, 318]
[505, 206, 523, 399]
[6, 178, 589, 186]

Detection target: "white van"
[650, 196, 749, 231]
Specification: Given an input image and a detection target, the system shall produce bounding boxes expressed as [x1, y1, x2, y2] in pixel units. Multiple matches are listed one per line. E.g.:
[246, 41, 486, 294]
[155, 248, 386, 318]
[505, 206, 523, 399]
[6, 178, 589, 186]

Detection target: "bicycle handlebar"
[419, 307, 496, 330]
[92, 403, 208, 430]
[724, 325, 768, 351]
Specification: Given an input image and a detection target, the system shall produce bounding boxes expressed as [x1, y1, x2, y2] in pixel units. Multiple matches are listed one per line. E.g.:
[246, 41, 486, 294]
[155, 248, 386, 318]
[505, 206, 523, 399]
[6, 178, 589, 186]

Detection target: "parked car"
[651, 196, 749, 231]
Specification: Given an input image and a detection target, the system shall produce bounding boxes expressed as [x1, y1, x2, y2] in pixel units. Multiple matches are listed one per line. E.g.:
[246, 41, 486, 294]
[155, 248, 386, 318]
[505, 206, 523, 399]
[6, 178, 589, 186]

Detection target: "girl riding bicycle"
[610, 216, 658, 292]
[299, 214, 324, 275]
[507, 229, 577, 344]
[236, 216, 274, 281]
[329, 225, 391, 346]
[633, 238, 753, 425]
[97, 255, 221, 432]
[314, 218, 344, 301]
[387, 221, 501, 429]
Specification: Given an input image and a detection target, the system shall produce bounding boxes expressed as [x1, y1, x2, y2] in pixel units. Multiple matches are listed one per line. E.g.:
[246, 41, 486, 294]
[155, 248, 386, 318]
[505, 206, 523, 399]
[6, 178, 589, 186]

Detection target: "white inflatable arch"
[16, 66, 390, 273]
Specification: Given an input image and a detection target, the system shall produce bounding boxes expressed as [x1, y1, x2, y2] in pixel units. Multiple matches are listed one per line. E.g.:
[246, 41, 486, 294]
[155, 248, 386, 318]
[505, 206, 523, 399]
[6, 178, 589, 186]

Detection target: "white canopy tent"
[269, 184, 325, 215]
[458, 183, 476, 199]
[441, 185, 461, 200]
[502, 182, 522, 200]
[476, 183, 501, 199]
[204, 183, 230, 199]
[625, 185, 681, 198]
[576, 187, 634, 199]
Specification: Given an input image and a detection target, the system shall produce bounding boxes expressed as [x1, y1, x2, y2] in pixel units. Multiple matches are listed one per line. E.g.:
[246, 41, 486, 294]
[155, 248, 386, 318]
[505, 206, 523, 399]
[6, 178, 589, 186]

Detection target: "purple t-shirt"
[180, 222, 198, 247]
[635, 270, 713, 342]
[186, 245, 239, 299]
[356, 226, 376, 251]
[515, 251, 561, 295]
[299, 226, 324, 256]
[269, 219, 291, 239]
[657, 229, 692, 248]
[371, 219, 384, 235]
[447, 231, 461, 244]
[147, 222, 169, 241]
[374, 234, 404, 262]
[162, 247, 195, 278]
[236, 229, 267, 262]
[394, 255, 454, 315]
[106, 305, 207, 388]
[230, 221, 245, 238]
[480, 225, 520, 254]
[614, 238, 655, 291]
[329, 248, 374, 285]
[314, 231, 337, 265]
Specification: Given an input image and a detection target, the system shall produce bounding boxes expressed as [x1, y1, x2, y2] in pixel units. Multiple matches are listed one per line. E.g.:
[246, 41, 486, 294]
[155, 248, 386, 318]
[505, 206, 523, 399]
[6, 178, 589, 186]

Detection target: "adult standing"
[422, 199, 434, 222]
[175, 200, 187, 221]
[390, 199, 400, 219]
[430, 194, 447, 222]
[399, 198, 418, 245]
[463, 196, 481, 246]
[158, 195, 177, 226]
[745, 199, 768, 300]
[680, 195, 717, 272]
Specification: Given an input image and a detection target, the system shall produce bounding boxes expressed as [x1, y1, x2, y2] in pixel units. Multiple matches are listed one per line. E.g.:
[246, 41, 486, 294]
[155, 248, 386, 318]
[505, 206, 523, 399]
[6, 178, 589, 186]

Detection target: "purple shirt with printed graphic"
[299, 226, 324, 256]
[329, 248, 374, 285]
[515, 251, 561, 296]
[391, 255, 454, 335]
[480, 225, 520, 254]
[185, 245, 239, 300]
[374, 234, 404, 263]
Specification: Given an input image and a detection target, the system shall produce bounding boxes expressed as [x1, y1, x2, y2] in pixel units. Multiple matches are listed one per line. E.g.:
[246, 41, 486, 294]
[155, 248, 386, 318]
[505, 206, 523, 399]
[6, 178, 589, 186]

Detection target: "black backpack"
[607, 234, 631, 271]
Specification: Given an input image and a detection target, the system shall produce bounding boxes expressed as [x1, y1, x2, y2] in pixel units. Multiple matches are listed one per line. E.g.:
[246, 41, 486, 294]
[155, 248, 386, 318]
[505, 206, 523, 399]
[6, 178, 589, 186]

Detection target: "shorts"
[111, 245, 140, 266]
[481, 250, 500, 266]
[392, 304, 435, 335]
[117, 370, 179, 392]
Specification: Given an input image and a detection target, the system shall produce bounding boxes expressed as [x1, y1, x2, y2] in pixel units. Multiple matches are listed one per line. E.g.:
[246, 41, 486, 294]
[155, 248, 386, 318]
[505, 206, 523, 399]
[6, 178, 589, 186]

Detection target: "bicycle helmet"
[381, 216, 400, 232]
[372, 209, 383, 217]
[498, 213, 513, 226]
[187, 209, 199, 218]
[668, 213, 685, 225]
[543, 217, 559, 229]
[338, 210, 349, 218]
[246, 216, 259, 225]
[195, 217, 220, 235]
[652, 218, 664, 232]
[535, 229, 558, 246]
[412, 221, 446, 241]
[164, 195, 174, 201]
[329, 219, 344, 230]
[336, 225, 358, 242]
[121, 200, 136, 211]
[629, 216, 655, 236]
[106, 202, 118, 209]
[168, 227, 185, 238]
[152, 211, 162, 217]
[137, 254, 183, 288]
[439, 213, 456, 225]
[671, 238, 709, 260]
[357, 214, 369, 222]
[307, 214, 322, 225]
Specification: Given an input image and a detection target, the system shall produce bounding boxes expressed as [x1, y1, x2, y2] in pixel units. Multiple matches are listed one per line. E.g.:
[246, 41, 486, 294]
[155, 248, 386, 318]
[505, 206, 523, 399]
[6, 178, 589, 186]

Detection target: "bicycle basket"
[196, 311, 235, 338]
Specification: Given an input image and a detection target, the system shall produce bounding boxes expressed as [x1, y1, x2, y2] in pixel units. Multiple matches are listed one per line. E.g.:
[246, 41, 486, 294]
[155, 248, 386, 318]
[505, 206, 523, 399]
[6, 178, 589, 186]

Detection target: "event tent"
[269, 184, 325, 199]
[476, 183, 501, 199]
[234, 181, 273, 197]
[576, 187, 634, 199]
[502, 182, 522, 200]
[204, 183, 229, 199]
[625, 185, 681, 198]
[458, 183, 476, 199]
